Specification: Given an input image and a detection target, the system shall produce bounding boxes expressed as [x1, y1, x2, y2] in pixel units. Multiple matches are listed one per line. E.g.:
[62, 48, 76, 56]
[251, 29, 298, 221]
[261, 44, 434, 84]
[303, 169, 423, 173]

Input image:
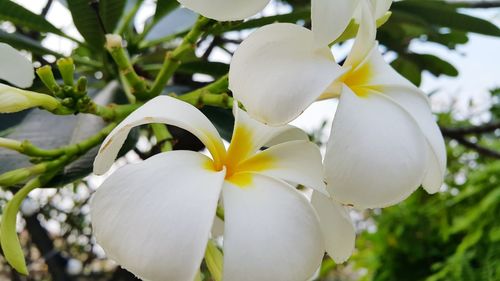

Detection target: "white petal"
[344, 0, 377, 69]
[226, 106, 309, 163]
[325, 87, 427, 209]
[238, 140, 327, 194]
[379, 86, 446, 193]
[312, 0, 360, 46]
[93, 96, 226, 175]
[178, 0, 270, 21]
[354, 46, 446, 193]
[311, 191, 355, 263]
[91, 151, 225, 281]
[222, 174, 324, 281]
[264, 125, 309, 147]
[372, 0, 393, 20]
[0, 43, 34, 88]
[230, 23, 343, 125]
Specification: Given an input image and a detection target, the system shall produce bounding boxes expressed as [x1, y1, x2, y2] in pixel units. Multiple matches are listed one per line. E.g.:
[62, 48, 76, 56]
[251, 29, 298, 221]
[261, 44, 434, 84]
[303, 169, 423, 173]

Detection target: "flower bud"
[0, 84, 60, 113]
[105, 34, 123, 50]
[56, 58, 75, 86]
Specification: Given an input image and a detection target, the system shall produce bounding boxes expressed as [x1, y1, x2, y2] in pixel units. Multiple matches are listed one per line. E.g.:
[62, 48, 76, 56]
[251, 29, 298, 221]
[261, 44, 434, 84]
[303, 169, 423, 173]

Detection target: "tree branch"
[440, 121, 500, 136]
[447, 1, 500, 8]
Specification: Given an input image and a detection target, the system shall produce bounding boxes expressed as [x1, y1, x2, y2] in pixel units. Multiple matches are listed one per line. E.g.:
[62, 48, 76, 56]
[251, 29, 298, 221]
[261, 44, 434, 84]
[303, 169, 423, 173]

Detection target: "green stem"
[151, 124, 174, 152]
[1, 153, 71, 275]
[1, 177, 42, 275]
[147, 16, 213, 99]
[0, 138, 22, 152]
[115, 0, 144, 35]
[176, 75, 232, 108]
[0, 123, 117, 187]
[205, 240, 223, 281]
[107, 44, 148, 96]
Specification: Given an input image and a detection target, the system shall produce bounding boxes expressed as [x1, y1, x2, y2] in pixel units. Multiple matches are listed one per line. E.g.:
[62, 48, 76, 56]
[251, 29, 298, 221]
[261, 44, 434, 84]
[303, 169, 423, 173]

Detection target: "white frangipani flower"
[177, 0, 271, 21]
[91, 96, 355, 281]
[229, 0, 446, 208]
[229, 0, 392, 125]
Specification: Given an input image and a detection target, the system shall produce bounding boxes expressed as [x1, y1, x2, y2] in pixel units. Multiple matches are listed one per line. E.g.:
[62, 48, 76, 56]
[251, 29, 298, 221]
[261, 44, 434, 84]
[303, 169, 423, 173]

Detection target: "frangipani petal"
[93, 96, 226, 175]
[0, 43, 34, 88]
[344, 0, 377, 69]
[264, 125, 309, 147]
[223, 174, 324, 281]
[352, 45, 446, 193]
[372, 0, 393, 20]
[354, 0, 393, 23]
[230, 23, 343, 125]
[379, 86, 446, 193]
[325, 87, 427, 209]
[91, 151, 225, 281]
[226, 106, 310, 164]
[177, 0, 270, 21]
[311, 191, 356, 263]
[238, 140, 327, 194]
[312, 0, 360, 46]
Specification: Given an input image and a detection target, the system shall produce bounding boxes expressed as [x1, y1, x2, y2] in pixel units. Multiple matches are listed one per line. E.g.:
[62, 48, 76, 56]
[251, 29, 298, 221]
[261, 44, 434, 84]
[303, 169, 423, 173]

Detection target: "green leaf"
[413, 53, 459, 77]
[99, 0, 127, 33]
[67, 0, 106, 50]
[391, 56, 422, 86]
[153, 0, 178, 23]
[0, 178, 41, 275]
[201, 106, 234, 141]
[394, 0, 500, 37]
[0, 30, 61, 56]
[0, 0, 66, 37]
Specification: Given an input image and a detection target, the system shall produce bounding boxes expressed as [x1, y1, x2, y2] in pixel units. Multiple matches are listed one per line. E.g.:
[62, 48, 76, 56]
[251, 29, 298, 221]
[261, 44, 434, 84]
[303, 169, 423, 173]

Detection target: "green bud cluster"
[35, 58, 95, 114]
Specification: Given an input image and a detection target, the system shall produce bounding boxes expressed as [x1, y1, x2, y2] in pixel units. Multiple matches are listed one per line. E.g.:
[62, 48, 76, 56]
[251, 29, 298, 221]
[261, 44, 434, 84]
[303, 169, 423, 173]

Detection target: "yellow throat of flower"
[205, 124, 276, 187]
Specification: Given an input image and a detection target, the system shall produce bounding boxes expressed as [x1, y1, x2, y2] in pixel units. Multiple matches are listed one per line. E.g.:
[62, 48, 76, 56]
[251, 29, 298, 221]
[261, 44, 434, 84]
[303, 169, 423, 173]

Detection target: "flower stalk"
[205, 240, 223, 281]
[147, 16, 214, 99]
[105, 34, 148, 96]
[0, 123, 117, 188]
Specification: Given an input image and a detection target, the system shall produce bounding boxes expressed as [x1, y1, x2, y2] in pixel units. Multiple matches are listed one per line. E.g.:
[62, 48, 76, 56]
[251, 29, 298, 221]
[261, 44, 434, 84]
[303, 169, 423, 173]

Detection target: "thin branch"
[440, 121, 500, 136]
[450, 135, 500, 159]
[447, 1, 500, 8]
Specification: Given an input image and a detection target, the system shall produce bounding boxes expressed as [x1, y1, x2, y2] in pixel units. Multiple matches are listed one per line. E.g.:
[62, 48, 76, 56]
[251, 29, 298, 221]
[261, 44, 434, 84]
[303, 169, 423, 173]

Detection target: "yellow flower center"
[205, 124, 276, 187]
[342, 62, 380, 97]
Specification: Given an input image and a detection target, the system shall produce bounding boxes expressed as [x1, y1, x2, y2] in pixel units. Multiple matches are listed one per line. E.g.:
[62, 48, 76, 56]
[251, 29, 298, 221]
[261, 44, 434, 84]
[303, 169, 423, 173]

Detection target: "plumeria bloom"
[229, 0, 446, 208]
[91, 96, 355, 281]
[0, 43, 60, 113]
[177, 0, 271, 21]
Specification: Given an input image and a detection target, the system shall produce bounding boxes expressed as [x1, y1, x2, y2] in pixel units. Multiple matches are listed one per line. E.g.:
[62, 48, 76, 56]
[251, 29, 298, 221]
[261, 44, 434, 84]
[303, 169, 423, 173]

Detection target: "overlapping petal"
[343, 37, 446, 194]
[344, 0, 377, 69]
[222, 174, 324, 281]
[325, 86, 427, 209]
[227, 105, 311, 164]
[177, 0, 270, 21]
[237, 140, 327, 194]
[311, 0, 360, 46]
[311, 192, 356, 263]
[93, 96, 226, 174]
[0, 43, 34, 88]
[230, 23, 343, 125]
[91, 151, 225, 281]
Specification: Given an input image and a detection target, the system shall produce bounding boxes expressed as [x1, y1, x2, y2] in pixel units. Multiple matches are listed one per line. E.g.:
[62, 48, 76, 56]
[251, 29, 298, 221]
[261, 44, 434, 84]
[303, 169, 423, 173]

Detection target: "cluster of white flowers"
[91, 0, 446, 280]
[0, 0, 446, 280]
